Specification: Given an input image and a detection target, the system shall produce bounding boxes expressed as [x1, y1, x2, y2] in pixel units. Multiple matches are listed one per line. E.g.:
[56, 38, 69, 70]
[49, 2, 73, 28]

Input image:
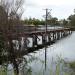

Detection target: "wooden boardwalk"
[7, 28, 72, 38]
[1, 26, 72, 55]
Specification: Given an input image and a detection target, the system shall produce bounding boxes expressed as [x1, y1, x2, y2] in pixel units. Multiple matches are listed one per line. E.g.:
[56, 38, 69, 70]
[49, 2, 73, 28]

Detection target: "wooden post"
[57, 32, 60, 40]
[55, 32, 57, 40]
[63, 31, 65, 37]
[69, 30, 70, 34]
[61, 32, 63, 38]
[48, 33, 51, 43]
[23, 37, 28, 50]
[53, 32, 55, 41]
[18, 38, 22, 50]
[32, 35, 37, 47]
[42, 34, 46, 45]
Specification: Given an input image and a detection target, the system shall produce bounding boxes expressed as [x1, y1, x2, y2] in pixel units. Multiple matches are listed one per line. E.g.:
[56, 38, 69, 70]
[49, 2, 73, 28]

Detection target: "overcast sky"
[22, 0, 75, 20]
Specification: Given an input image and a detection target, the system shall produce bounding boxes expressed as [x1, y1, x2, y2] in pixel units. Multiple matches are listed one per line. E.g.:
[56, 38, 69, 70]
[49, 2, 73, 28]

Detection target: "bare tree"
[0, 0, 24, 29]
[0, 0, 24, 75]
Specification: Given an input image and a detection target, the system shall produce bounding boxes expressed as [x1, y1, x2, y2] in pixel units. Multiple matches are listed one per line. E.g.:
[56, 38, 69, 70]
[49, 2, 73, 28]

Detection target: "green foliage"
[68, 14, 75, 27]
[69, 62, 75, 71]
[24, 18, 45, 25]
[0, 65, 7, 75]
[23, 17, 59, 26]
[63, 19, 68, 27]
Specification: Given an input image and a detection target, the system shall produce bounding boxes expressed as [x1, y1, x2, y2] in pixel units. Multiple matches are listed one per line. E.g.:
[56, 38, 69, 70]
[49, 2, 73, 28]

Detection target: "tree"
[63, 19, 68, 27]
[0, 0, 24, 28]
[24, 18, 45, 25]
[68, 14, 75, 27]
[0, 0, 24, 75]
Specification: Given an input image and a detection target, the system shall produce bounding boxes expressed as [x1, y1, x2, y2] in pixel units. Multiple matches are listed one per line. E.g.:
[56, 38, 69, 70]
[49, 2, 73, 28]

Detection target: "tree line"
[22, 17, 60, 26]
[21, 11, 75, 27]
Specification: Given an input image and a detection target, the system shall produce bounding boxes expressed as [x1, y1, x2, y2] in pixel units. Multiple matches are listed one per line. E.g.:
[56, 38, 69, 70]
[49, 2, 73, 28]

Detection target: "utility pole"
[45, 8, 48, 33]
[43, 8, 52, 71]
[43, 8, 52, 33]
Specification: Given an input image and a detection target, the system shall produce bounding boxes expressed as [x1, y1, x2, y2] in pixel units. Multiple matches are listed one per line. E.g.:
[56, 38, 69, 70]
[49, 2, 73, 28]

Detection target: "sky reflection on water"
[24, 31, 75, 75]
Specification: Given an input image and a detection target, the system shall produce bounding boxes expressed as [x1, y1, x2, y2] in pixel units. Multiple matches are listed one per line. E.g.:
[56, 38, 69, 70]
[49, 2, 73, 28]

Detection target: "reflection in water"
[45, 47, 47, 71]
[21, 31, 75, 75]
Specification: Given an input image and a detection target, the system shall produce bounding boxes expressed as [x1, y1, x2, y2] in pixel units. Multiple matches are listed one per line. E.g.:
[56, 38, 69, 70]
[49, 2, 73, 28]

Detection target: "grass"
[0, 66, 16, 75]
[0, 61, 75, 75]
[69, 62, 75, 71]
[0, 70, 16, 75]
[0, 67, 7, 75]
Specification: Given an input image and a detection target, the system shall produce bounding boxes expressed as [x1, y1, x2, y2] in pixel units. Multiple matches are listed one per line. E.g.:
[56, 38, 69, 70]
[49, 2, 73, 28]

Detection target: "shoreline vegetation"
[69, 62, 75, 71]
[0, 58, 75, 75]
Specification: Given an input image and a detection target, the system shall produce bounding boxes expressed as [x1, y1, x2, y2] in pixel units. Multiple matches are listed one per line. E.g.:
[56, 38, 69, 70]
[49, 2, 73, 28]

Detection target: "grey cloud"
[25, 0, 39, 7]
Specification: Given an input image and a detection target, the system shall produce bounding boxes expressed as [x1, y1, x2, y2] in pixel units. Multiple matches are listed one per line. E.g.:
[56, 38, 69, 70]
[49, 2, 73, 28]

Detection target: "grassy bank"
[69, 62, 75, 71]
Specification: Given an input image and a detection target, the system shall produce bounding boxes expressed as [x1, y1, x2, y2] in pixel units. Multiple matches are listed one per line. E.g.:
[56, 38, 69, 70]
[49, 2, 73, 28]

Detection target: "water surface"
[23, 31, 75, 75]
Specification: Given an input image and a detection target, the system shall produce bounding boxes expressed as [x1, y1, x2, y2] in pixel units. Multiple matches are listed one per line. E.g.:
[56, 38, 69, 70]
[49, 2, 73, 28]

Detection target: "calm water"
[22, 31, 75, 75]
[2, 31, 75, 75]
